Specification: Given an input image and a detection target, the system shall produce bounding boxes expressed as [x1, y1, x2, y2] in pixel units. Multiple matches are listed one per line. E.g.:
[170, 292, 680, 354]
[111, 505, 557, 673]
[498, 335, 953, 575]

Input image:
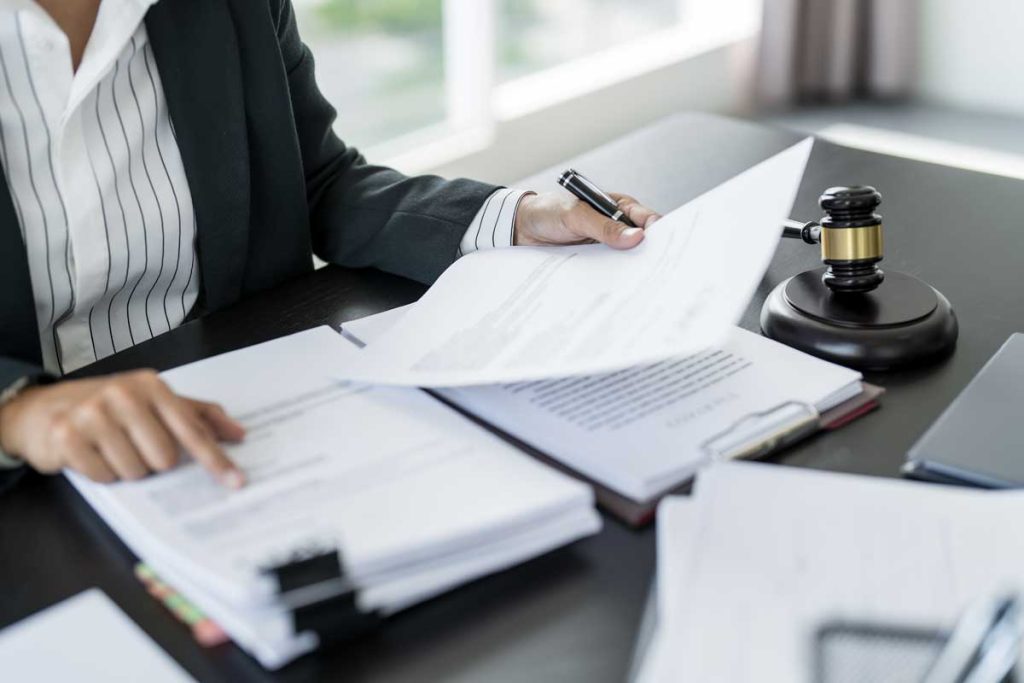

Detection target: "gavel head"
[818, 186, 884, 293]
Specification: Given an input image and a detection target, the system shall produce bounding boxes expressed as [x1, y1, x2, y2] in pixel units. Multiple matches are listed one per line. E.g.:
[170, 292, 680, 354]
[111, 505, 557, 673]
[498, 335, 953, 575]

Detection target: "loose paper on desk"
[0, 589, 195, 683]
[650, 462, 1024, 682]
[334, 138, 813, 387]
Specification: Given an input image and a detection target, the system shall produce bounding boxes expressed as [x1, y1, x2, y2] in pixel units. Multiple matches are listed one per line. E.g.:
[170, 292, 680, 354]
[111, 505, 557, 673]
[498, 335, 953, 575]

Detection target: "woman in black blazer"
[0, 0, 658, 487]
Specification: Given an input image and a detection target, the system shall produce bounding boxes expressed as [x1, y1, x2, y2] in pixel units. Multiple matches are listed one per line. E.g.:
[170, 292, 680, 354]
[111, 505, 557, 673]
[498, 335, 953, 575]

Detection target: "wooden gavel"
[781, 186, 884, 294]
[764, 184, 958, 371]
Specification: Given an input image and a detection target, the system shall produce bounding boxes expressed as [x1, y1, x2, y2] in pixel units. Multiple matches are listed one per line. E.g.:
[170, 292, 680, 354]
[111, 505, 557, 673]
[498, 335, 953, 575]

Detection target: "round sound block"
[760, 268, 958, 371]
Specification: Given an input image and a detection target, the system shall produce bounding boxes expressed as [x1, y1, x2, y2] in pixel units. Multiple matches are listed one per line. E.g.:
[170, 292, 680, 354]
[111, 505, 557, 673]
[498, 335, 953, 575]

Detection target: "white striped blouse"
[0, 0, 197, 375]
[0, 0, 522, 378]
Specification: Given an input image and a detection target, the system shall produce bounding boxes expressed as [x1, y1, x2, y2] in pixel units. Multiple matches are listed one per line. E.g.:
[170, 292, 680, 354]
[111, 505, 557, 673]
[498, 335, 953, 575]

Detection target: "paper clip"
[699, 400, 820, 463]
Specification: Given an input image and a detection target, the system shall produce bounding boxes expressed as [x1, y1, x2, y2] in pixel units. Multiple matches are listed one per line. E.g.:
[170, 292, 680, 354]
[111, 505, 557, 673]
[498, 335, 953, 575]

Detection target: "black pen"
[558, 168, 637, 228]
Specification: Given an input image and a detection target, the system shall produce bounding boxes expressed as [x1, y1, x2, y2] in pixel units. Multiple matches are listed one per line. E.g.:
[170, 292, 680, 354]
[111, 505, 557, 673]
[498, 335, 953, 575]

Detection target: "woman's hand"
[0, 370, 245, 487]
[514, 191, 661, 249]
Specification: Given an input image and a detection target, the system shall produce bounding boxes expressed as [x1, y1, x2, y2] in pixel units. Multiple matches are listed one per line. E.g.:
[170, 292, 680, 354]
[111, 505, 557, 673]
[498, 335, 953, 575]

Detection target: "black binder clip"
[262, 547, 381, 643]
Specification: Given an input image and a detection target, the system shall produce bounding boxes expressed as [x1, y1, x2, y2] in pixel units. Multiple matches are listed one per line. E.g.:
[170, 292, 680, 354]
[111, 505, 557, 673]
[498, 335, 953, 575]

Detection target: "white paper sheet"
[631, 496, 697, 683]
[333, 139, 814, 387]
[344, 305, 863, 502]
[0, 589, 195, 683]
[654, 462, 1024, 682]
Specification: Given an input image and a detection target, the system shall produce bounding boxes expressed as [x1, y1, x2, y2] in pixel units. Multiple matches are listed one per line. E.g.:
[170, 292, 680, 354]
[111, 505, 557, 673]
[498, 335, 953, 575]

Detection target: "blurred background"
[294, 0, 1024, 186]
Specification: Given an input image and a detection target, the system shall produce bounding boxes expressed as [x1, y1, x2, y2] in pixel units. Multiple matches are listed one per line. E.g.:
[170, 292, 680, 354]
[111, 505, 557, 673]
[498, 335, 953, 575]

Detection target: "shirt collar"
[0, 0, 161, 13]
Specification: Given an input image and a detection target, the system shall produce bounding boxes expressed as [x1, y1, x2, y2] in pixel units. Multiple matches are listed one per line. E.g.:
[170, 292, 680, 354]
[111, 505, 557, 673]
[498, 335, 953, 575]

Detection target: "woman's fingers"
[609, 193, 661, 229]
[3, 370, 246, 487]
[151, 390, 245, 489]
[52, 418, 117, 483]
[189, 399, 246, 442]
[568, 202, 645, 248]
[84, 370, 246, 488]
[104, 377, 180, 475]
[68, 397, 151, 480]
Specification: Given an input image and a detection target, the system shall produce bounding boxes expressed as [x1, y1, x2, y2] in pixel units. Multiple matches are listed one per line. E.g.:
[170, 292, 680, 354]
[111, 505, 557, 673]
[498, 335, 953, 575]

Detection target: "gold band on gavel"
[820, 224, 883, 261]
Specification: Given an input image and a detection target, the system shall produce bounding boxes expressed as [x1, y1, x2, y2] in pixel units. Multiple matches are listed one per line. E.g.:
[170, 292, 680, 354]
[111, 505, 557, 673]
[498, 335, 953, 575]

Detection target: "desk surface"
[4, 112, 1024, 682]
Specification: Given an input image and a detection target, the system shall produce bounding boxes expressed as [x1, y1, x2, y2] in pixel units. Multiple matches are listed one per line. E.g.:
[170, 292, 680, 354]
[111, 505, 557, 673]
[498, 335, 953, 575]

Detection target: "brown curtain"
[756, 0, 919, 107]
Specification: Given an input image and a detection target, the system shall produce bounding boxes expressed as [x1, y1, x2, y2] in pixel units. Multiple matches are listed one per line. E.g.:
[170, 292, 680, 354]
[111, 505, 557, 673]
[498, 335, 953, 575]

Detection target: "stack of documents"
[68, 328, 601, 669]
[636, 462, 1024, 682]
[344, 306, 874, 524]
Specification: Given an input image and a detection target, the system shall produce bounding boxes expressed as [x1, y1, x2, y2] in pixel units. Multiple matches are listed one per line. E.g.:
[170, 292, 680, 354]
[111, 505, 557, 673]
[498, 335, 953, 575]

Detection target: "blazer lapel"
[0, 180, 42, 365]
[145, 0, 250, 311]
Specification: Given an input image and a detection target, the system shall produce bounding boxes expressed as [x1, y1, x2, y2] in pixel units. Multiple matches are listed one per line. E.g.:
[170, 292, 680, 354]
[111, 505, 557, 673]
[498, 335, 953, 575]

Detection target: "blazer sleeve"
[0, 357, 49, 405]
[0, 357, 51, 477]
[272, 0, 500, 285]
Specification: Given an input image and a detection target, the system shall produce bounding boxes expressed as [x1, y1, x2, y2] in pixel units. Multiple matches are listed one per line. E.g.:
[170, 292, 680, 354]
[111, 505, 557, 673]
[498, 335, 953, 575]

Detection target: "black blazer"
[0, 0, 497, 389]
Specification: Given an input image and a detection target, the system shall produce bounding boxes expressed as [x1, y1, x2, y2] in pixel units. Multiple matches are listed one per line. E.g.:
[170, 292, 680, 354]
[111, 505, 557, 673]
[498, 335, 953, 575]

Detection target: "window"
[496, 1, 687, 83]
[294, 0, 758, 163]
[293, 0, 446, 149]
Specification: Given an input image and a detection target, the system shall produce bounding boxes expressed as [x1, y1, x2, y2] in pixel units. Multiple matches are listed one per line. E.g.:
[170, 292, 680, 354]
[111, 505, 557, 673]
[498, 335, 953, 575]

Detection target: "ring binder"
[263, 549, 380, 642]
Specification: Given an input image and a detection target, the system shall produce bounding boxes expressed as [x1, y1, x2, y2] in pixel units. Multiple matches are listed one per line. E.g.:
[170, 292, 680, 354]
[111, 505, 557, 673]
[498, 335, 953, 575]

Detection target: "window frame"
[325, 0, 763, 172]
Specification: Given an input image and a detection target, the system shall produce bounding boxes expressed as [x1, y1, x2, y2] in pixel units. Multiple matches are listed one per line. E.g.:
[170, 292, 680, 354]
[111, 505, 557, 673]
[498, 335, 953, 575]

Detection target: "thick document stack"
[635, 462, 1024, 682]
[68, 328, 600, 669]
[344, 306, 878, 525]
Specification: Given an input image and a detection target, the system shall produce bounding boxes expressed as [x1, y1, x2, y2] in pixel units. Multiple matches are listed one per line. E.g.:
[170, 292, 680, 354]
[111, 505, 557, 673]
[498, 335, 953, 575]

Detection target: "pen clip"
[565, 168, 619, 207]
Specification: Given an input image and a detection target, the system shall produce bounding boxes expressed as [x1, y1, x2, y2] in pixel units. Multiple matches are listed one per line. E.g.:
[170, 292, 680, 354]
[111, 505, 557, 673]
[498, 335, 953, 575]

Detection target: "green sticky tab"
[177, 604, 204, 624]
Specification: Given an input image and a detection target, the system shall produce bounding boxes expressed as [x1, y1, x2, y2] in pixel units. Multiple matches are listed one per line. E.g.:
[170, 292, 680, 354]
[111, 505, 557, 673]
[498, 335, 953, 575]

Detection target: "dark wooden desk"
[3, 113, 1024, 682]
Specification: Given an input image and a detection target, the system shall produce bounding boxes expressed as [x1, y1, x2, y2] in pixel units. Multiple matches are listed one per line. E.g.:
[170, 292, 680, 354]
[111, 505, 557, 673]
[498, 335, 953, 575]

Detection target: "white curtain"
[757, 0, 919, 107]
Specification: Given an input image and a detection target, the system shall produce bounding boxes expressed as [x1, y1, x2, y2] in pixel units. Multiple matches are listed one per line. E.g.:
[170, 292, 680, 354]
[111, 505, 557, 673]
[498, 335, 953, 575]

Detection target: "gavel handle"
[782, 219, 821, 245]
